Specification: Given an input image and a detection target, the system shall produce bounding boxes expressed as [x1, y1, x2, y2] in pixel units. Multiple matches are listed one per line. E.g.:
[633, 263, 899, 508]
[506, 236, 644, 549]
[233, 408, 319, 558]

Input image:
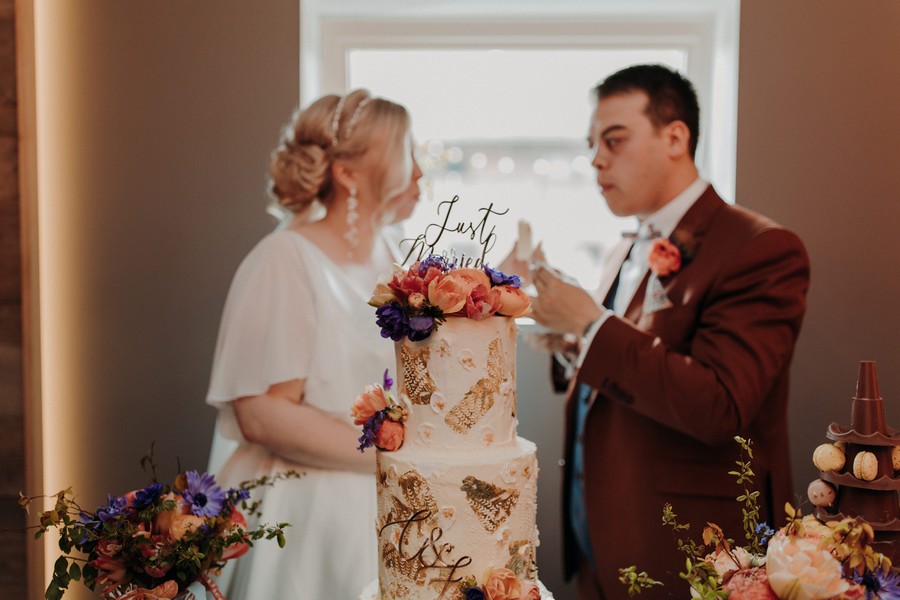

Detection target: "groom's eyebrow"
[600, 124, 626, 138]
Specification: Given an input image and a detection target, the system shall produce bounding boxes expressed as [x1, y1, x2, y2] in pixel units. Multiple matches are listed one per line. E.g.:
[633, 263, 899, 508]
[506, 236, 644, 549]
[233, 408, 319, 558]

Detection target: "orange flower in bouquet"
[20, 452, 300, 600]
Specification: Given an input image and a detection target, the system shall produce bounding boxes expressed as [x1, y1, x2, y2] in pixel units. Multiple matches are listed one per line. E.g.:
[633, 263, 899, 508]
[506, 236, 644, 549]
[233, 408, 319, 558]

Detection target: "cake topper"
[399, 195, 509, 268]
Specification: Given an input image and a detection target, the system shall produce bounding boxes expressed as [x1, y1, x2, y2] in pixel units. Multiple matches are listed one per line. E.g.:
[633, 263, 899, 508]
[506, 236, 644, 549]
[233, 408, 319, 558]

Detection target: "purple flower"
[464, 588, 485, 600]
[383, 369, 393, 391]
[407, 315, 436, 341]
[227, 487, 251, 505]
[182, 471, 226, 518]
[418, 254, 456, 275]
[97, 494, 127, 522]
[132, 482, 164, 509]
[754, 521, 775, 547]
[847, 568, 900, 599]
[358, 410, 387, 452]
[375, 301, 411, 342]
[483, 264, 521, 288]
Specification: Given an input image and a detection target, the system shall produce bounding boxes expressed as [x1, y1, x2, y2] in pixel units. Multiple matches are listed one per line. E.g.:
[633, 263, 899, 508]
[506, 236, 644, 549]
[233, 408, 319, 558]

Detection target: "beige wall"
[737, 0, 900, 490]
[16, 0, 900, 596]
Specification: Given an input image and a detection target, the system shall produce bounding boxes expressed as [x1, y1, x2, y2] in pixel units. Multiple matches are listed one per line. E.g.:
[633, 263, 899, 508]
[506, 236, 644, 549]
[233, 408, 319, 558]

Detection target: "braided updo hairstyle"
[269, 89, 411, 215]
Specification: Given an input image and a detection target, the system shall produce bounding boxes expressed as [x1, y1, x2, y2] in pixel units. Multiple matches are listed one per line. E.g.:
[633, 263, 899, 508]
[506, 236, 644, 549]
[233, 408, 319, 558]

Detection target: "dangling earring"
[344, 188, 359, 258]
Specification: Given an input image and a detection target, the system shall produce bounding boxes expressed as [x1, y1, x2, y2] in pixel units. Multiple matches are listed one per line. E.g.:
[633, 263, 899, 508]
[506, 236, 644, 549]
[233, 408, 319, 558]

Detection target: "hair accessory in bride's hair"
[330, 94, 349, 147]
[343, 97, 372, 142]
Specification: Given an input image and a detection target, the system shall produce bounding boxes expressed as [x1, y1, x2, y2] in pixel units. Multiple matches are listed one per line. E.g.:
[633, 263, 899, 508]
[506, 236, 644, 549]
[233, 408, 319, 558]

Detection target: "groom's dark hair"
[594, 64, 700, 159]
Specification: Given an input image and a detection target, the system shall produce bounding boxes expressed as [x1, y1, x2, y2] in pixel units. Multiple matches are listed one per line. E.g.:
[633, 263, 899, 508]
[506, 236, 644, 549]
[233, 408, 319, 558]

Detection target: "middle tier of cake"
[374, 437, 539, 600]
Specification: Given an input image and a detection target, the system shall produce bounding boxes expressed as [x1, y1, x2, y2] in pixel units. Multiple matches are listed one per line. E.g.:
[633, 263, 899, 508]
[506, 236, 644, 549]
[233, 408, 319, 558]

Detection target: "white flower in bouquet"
[765, 534, 849, 600]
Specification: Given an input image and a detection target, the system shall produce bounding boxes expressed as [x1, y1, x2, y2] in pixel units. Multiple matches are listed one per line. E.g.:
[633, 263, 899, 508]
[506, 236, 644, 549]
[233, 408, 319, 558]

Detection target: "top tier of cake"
[395, 316, 518, 451]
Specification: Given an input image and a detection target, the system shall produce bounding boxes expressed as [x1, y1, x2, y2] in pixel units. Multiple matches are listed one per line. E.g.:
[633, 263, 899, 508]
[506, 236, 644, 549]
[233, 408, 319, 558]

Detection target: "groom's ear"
[663, 120, 692, 159]
[331, 160, 359, 194]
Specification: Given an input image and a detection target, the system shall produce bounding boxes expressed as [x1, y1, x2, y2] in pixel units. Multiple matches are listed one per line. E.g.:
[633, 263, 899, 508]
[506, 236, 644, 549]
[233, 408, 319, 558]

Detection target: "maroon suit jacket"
[562, 186, 810, 598]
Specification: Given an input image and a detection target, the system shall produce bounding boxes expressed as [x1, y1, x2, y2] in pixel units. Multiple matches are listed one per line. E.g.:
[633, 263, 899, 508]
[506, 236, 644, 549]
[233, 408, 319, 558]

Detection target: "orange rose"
[482, 568, 522, 600]
[453, 267, 492, 295]
[351, 385, 390, 426]
[495, 285, 532, 317]
[465, 285, 501, 320]
[648, 238, 682, 277]
[153, 492, 190, 537]
[428, 274, 467, 314]
[374, 419, 405, 451]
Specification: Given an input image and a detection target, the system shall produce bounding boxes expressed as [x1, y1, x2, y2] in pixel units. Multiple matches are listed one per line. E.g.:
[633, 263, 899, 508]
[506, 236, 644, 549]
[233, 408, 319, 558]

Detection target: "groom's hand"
[530, 266, 603, 337]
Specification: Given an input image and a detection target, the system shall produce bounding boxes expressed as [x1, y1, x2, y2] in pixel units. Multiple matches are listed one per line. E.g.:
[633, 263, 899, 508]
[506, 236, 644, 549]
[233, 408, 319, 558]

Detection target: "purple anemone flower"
[132, 482, 164, 509]
[847, 568, 900, 599]
[97, 494, 127, 522]
[464, 588, 486, 600]
[183, 471, 226, 518]
[407, 315, 436, 341]
[375, 301, 411, 342]
[483, 264, 521, 288]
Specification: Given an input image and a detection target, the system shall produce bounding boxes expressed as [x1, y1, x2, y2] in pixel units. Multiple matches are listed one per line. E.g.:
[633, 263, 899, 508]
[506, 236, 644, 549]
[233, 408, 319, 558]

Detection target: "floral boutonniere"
[351, 369, 409, 452]
[644, 231, 697, 315]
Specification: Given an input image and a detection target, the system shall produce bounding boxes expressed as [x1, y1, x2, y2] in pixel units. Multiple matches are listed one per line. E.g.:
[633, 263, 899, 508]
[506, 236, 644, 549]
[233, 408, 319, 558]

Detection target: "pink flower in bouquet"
[482, 567, 522, 600]
[389, 268, 426, 300]
[351, 385, 390, 426]
[648, 238, 682, 277]
[375, 419, 405, 451]
[495, 285, 532, 317]
[92, 554, 128, 587]
[766, 535, 849, 599]
[222, 509, 251, 560]
[707, 546, 754, 579]
[465, 285, 501, 320]
[520, 580, 541, 600]
[722, 567, 778, 600]
[428, 274, 468, 313]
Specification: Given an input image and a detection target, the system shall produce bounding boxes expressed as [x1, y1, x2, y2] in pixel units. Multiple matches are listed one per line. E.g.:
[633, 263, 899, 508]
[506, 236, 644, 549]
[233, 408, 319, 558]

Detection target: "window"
[302, 0, 739, 285]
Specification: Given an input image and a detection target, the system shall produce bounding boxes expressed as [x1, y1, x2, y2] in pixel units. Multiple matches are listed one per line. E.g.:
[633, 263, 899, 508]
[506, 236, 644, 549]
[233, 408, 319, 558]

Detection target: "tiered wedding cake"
[358, 258, 547, 599]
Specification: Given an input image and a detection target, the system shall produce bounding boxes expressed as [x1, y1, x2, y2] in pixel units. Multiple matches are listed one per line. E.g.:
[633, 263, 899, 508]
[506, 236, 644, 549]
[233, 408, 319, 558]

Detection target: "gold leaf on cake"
[399, 470, 439, 521]
[400, 345, 437, 405]
[444, 338, 504, 434]
[383, 541, 426, 585]
[460, 475, 520, 532]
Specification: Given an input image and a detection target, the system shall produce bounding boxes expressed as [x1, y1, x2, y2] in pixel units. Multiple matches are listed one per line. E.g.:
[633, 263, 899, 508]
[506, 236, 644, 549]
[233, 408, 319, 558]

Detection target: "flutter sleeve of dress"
[206, 231, 316, 441]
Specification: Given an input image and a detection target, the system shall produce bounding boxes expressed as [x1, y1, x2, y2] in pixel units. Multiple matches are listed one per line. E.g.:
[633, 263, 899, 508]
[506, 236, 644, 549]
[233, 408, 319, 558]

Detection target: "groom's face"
[588, 91, 671, 219]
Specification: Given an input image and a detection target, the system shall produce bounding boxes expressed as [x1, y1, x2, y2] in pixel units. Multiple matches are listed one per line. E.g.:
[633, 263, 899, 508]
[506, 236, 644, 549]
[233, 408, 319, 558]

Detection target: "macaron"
[853, 451, 878, 481]
[807, 479, 836, 507]
[812, 443, 846, 472]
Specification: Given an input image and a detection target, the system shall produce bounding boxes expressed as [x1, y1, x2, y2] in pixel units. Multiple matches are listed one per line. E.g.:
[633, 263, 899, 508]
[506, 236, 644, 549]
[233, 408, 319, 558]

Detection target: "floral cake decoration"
[351, 369, 409, 452]
[369, 255, 531, 342]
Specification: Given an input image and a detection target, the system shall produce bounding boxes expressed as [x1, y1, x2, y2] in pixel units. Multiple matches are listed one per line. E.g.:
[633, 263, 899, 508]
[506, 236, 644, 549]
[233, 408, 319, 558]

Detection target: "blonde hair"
[268, 89, 411, 215]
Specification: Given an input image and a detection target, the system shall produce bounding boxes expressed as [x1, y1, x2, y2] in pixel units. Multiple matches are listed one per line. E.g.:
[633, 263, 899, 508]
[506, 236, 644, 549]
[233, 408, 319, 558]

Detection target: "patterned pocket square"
[643, 274, 674, 315]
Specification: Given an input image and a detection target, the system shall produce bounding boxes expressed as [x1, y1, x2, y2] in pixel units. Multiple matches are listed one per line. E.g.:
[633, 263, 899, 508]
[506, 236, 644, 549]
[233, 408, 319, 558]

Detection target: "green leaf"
[68, 561, 81, 581]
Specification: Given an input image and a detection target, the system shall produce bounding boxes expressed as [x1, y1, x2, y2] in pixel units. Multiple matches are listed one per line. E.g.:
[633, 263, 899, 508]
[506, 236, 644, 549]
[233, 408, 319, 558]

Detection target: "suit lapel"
[595, 236, 633, 307]
[622, 185, 725, 323]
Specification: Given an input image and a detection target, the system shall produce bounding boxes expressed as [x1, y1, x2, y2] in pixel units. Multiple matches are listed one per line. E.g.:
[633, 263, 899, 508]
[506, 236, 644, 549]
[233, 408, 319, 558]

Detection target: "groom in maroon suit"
[530, 65, 810, 598]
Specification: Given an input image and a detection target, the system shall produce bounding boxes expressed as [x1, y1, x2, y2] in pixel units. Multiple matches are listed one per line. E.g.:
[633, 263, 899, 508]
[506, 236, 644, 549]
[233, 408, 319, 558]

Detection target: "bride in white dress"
[205, 89, 422, 600]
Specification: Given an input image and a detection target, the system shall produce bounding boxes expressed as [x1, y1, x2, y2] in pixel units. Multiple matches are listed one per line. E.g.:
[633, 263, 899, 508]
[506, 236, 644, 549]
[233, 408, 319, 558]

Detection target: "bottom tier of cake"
[373, 438, 539, 600]
[358, 578, 555, 600]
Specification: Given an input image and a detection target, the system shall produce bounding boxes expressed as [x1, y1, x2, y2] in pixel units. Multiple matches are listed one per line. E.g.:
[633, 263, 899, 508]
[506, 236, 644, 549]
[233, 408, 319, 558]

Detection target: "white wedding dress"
[206, 228, 397, 600]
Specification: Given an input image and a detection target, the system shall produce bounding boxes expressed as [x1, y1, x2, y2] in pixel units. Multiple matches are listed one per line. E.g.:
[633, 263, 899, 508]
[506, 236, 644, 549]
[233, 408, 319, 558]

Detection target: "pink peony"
[707, 546, 755, 579]
[465, 285, 501, 320]
[389, 269, 426, 300]
[520, 580, 541, 600]
[495, 285, 532, 317]
[482, 567, 522, 600]
[648, 238, 682, 277]
[428, 274, 468, 313]
[374, 419, 405, 451]
[351, 385, 390, 426]
[723, 567, 778, 600]
[766, 535, 849, 600]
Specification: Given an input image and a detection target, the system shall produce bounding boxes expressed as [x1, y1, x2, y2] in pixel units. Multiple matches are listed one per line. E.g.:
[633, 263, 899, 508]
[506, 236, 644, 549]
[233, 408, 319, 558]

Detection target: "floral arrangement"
[620, 437, 897, 600]
[647, 230, 696, 279]
[351, 369, 409, 452]
[20, 452, 300, 600]
[369, 255, 531, 342]
[455, 567, 541, 600]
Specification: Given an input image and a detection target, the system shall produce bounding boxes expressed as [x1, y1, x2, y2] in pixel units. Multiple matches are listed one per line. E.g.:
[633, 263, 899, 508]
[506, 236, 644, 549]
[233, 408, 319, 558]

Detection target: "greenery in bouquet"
[20, 450, 301, 600]
[619, 437, 899, 600]
[369, 255, 531, 342]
